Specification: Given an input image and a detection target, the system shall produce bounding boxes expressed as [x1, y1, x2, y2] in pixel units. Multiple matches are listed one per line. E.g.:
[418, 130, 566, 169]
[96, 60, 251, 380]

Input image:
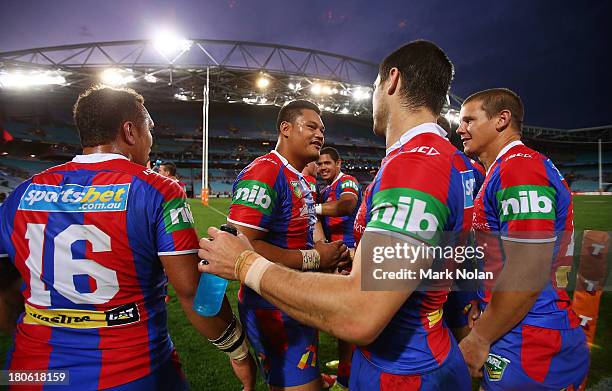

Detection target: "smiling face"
[457, 100, 499, 157]
[285, 108, 325, 162]
[317, 153, 340, 182]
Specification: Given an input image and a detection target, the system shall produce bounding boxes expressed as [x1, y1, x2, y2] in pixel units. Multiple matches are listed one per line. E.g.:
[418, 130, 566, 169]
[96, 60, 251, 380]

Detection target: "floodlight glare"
[310, 83, 322, 95]
[256, 77, 270, 89]
[153, 31, 192, 56]
[352, 88, 370, 101]
[101, 68, 135, 86]
[0, 70, 66, 89]
[144, 73, 158, 83]
[340, 107, 349, 114]
[288, 83, 295, 90]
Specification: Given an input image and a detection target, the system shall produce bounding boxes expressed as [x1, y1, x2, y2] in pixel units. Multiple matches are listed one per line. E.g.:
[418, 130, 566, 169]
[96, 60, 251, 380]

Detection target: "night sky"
[1, 0, 610, 129]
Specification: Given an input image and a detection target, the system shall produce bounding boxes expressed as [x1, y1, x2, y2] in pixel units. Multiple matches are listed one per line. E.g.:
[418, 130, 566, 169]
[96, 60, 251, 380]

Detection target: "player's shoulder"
[340, 173, 359, 184]
[496, 143, 551, 185]
[137, 169, 186, 199]
[237, 152, 282, 184]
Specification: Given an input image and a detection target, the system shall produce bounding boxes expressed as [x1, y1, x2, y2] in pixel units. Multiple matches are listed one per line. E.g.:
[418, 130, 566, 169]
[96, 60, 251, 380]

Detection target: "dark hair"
[464, 88, 524, 131]
[436, 116, 452, 133]
[73, 85, 145, 147]
[319, 146, 340, 162]
[379, 40, 454, 115]
[276, 99, 321, 131]
[160, 161, 177, 176]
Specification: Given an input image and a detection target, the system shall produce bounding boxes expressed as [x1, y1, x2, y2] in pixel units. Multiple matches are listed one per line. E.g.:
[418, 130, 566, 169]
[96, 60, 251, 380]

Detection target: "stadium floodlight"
[174, 93, 189, 101]
[0, 70, 66, 89]
[144, 73, 158, 83]
[153, 31, 192, 56]
[340, 107, 350, 114]
[256, 76, 270, 89]
[100, 68, 135, 86]
[352, 88, 370, 101]
[288, 83, 295, 90]
[310, 83, 322, 95]
[444, 109, 460, 125]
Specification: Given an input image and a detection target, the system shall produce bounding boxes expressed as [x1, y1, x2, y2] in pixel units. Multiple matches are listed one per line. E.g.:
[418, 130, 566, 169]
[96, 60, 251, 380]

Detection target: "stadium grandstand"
[1, 39, 610, 198]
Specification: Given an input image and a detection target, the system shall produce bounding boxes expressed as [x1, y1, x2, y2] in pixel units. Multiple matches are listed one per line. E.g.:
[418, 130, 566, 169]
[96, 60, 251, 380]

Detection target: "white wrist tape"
[315, 204, 323, 215]
[300, 249, 320, 271]
[244, 256, 273, 295]
[208, 315, 250, 360]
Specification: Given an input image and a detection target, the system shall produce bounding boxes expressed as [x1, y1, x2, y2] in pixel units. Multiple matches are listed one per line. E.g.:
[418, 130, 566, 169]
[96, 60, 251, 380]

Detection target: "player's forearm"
[320, 198, 356, 217]
[257, 266, 368, 344]
[251, 239, 304, 269]
[176, 293, 235, 340]
[473, 290, 539, 344]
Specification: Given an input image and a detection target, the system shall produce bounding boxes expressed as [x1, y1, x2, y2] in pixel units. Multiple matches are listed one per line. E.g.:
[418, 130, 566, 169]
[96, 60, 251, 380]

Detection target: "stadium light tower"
[100, 68, 134, 86]
[0, 70, 66, 88]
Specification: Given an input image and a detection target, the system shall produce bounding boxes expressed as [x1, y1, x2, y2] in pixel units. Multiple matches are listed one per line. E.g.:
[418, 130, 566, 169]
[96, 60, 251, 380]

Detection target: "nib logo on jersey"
[368, 188, 449, 244]
[163, 198, 195, 233]
[233, 180, 277, 215]
[496, 185, 556, 222]
[19, 183, 130, 212]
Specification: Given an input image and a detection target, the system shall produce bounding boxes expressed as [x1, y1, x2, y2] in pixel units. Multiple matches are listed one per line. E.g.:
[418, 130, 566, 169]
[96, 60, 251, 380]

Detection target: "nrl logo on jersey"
[484, 353, 510, 381]
[290, 180, 303, 198]
[233, 180, 276, 215]
[496, 185, 556, 222]
[368, 188, 449, 243]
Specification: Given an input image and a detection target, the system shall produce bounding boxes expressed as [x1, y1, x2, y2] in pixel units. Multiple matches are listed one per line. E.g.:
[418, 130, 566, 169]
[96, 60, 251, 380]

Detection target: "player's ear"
[279, 121, 292, 138]
[386, 67, 400, 96]
[495, 109, 512, 132]
[121, 121, 137, 146]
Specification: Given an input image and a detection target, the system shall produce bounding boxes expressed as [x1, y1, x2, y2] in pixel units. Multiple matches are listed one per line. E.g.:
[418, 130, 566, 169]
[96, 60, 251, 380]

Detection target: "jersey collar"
[72, 153, 129, 163]
[271, 150, 302, 177]
[330, 171, 344, 187]
[487, 140, 524, 175]
[385, 122, 447, 156]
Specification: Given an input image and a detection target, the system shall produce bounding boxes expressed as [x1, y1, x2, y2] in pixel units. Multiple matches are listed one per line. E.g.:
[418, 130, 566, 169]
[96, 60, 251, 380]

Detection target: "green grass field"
[1, 195, 611, 389]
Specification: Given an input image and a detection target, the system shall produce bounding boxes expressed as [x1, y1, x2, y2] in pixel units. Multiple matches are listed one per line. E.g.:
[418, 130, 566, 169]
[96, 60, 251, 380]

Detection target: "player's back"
[356, 129, 472, 373]
[0, 154, 197, 388]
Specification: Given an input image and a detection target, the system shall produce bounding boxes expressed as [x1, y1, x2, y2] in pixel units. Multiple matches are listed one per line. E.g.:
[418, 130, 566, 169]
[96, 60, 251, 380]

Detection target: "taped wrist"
[300, 249, 320, 271]
[208, 315, 250, 360]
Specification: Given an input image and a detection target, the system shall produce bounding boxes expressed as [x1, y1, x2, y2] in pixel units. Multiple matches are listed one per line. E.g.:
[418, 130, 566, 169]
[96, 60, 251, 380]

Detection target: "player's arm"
[472, 240, 553, 343]
[231, 223, 348, 271]
[0, 261, 22, 335]
[313, 219, 326, 243]
[199, 229, 420, 345]
[317, 192, 358, 217]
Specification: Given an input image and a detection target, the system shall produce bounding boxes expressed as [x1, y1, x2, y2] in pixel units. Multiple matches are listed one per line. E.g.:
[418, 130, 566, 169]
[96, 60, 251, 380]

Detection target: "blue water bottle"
[193, 224, 237, 316]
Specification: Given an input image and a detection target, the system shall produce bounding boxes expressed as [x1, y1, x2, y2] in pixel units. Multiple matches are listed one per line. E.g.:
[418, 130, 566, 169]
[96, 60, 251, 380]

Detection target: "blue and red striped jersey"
[473, 141, 580, 330]
[303, 175, 318, 203]
[352, 123, 473, 374]
[0, 153, 199, 389]
[320, 173, 361, 247]
[228, 150, 316, 308]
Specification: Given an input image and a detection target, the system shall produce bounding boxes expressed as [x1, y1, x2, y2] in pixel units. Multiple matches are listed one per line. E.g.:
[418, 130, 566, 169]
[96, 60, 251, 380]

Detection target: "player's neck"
[385, 108, 437, 150]
[479, 134, 522, 171]
[275, 144, 306, 172]
[82, 144, 129, 159]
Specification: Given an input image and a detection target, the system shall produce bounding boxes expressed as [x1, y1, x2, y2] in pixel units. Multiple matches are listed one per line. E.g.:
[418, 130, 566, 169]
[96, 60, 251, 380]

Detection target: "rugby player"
[225, 99, 350, 390]
[302, 161, 319, 203]
[316, 146, 362, 389]
[199, 40, 474, 390]
[456, 88, 589, 389]
[437, 115, 485, 342]
[0, 85, 256, 390]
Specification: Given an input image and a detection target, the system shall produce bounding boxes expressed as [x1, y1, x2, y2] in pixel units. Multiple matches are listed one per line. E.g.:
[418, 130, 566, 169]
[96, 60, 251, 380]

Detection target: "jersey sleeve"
[339, 175, 360, 197]
[155, 181, 200, 256]
[228, 160, 279, 232]
[365, 154, 451, 245]
[495, 156, 557, 243]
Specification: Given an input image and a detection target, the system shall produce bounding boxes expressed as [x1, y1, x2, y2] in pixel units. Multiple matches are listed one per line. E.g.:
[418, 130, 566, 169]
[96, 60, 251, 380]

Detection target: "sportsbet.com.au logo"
[496, 185, 556, 222]
[368, 188, 449, 243]
[19, 183, 130, 212]
[233, 180, 277, 215]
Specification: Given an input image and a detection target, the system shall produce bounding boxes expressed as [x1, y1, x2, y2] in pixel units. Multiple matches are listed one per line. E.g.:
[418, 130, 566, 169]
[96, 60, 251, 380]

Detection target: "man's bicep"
[230, 223, 267, 242]
[160, 253, 201, 298]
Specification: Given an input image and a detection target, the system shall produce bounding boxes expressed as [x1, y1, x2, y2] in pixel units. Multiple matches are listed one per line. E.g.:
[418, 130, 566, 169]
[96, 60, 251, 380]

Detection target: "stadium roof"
[0, 39, 609, 142]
